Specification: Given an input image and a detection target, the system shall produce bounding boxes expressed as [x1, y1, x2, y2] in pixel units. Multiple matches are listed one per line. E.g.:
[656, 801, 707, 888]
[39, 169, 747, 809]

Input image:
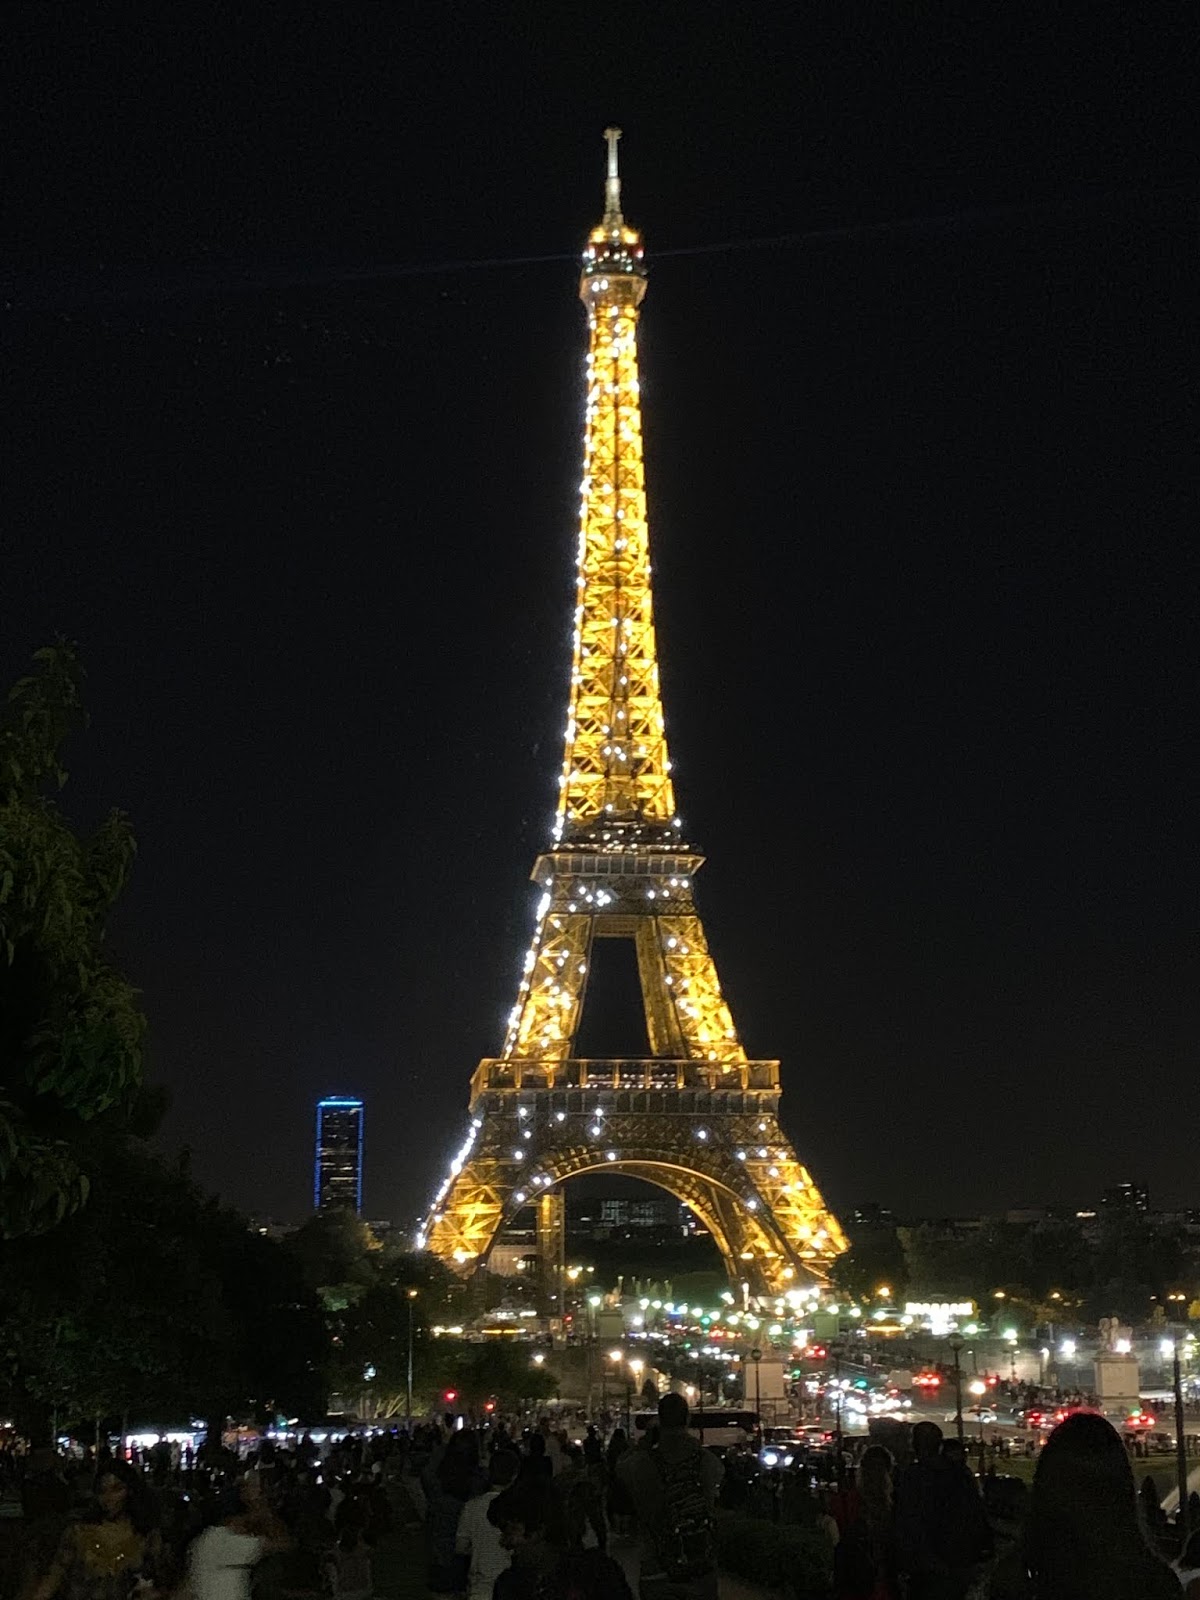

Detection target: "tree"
[0, 644, 145, 1236]
[414, 1339, 558, 1414]
[829, 1223, 909, 1303]
[0, 1117, 327, 1438]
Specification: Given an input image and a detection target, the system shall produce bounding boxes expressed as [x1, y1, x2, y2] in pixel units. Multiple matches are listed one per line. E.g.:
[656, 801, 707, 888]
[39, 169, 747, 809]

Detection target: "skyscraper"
[314, 1097, 364, 1213]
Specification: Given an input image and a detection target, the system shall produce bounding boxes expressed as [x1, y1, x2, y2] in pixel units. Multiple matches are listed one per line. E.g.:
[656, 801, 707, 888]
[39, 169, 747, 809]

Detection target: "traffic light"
[443, 1389, 458, 1405]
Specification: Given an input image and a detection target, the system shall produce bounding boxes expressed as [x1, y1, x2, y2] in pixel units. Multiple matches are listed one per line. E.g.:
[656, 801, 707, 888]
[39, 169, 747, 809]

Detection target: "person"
[895, 1422, 991, 1600]
[489, 1483, 564, 1600]
[32, 1465, 161, 1600]
[833, 1445, 898, 1600]
[581, 1435, 609, 1551]
[617, 1393, 723, 1600]
[605, 1430, 634, 1537]
[489, 1485, 630, 1600]
[188, 1477, 284, 1600]
[327, 1525, 373, 1600]
[426, 1429, 483, 1592]
[456, 1450, 519, 1600]
[519, 1434, 554, 1488]
[985, 1411, 1179, 1599]
[1173, 1529, 1200, 1599]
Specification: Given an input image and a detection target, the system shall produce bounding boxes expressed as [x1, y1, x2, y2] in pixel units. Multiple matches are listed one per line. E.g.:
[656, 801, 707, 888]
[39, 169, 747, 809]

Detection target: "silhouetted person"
[834, 1444, 899, 1599]
[1174, 1529, 1200, 1599]
[986, 1412, 1178, 1599]
[617, 1393, 722, 1600]
[896, 1421, 991, 1600]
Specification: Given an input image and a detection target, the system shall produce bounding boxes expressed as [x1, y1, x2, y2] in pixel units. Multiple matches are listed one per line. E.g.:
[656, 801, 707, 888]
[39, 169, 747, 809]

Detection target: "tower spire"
[563, 130, 663, 844]
[603, 125, 623, 225]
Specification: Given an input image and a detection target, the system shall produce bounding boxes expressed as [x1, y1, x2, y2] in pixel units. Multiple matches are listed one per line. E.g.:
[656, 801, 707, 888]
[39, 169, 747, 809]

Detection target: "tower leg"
[537, 1190, 566, 1331]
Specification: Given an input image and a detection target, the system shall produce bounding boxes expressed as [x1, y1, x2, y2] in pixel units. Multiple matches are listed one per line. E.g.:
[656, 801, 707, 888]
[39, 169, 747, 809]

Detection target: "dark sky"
[5, 9, 1197, 1227]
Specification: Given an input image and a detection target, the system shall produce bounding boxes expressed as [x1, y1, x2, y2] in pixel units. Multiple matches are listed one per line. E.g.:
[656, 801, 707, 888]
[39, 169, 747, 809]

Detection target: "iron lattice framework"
[422, 130, 846, 1297]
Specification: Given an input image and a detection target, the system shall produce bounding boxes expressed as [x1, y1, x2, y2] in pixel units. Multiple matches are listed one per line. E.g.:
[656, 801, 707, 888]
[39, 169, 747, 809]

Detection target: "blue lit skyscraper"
[314, 1097, 364, 1213]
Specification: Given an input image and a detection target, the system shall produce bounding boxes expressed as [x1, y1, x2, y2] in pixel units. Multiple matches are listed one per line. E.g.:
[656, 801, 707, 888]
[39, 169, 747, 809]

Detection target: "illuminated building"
[422, 130, 846, 1298]
[314, 1097, 364, 1213]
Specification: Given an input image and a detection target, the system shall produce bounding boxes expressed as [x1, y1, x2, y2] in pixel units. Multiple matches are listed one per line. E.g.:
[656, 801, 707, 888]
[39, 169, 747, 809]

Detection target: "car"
[943, 1406, 998, 1425]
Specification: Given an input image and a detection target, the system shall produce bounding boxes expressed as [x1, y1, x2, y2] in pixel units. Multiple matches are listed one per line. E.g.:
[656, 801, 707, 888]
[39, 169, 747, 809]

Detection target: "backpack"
[650, 1445, 715, 1580]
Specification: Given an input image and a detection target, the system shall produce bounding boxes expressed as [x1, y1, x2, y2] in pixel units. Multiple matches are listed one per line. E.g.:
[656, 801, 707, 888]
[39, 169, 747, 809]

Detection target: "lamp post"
[606, 1348, 622, 1423]
[1004, 1328, 1018, 1384]
[405, 1288, 419, 1428]
[969, 1378, 988, 1465]
[627, 1358, 643, 1435]
[750, 1347, 763, 1442]
[1170, 1339, 1190, 1537]
[948, 1334, 965, 1448]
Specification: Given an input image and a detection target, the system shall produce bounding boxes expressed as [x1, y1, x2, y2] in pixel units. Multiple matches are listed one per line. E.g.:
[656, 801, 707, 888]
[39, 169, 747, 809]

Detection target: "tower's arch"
[493, 1153, 805, 1292]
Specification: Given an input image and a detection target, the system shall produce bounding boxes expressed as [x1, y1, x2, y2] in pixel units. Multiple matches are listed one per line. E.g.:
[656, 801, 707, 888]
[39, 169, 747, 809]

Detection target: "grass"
[993, 1451, 1183, 1500]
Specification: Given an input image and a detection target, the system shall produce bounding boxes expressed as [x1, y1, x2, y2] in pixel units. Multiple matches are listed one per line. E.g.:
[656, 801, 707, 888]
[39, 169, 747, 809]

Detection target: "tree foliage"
[0, 1117, 327, 1437]
[0, 644, 145, 1236]
[829, 1223, 909, 1302]
[891, 1212, 1195, 1325]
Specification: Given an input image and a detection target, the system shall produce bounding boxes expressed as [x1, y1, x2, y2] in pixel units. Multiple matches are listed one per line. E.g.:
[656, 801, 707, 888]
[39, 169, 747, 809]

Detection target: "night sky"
[5, 10, 1196, 1227]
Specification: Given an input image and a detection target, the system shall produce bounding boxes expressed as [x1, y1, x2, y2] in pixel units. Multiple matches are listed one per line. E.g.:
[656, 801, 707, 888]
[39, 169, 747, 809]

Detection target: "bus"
[631, 1408, 759, 1452]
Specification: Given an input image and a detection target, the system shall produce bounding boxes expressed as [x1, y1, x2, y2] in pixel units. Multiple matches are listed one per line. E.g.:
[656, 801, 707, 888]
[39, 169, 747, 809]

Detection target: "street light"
[606, 1348, 622, 1423]
[1003, 1328, 1018, 1382]
[405, 1288, 419, 1427]
[948, 1334, 965, 1447]
[627, 1358, 644, 1434]
[1165, 1336, 1191, 1537]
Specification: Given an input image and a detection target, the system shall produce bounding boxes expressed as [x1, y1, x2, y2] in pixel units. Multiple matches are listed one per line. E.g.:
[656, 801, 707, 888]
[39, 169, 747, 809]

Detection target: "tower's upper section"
[555, 129, 678, 849]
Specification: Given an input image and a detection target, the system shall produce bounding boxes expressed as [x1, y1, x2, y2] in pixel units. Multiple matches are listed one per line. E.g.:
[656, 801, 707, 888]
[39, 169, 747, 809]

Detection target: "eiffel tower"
[422, 130, 846, 1300]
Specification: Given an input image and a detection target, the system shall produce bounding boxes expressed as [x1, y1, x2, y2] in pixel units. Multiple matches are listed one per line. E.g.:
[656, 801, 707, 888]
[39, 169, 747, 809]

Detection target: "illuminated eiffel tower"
[422, 130, 846, 1300]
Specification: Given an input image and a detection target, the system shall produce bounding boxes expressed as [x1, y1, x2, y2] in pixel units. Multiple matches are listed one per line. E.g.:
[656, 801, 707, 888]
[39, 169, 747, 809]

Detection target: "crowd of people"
[1, 1401, 1197, 1600]
[1, 1432, 394, 1600]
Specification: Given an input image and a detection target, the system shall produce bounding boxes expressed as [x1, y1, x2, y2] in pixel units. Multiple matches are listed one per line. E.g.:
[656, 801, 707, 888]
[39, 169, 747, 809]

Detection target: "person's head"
[583, 1435, 602, 1465]
[1027, 1413, 1152, 1589]
[488, 1451, 519, 1490]
[527, 1431, 546, 1458]
[941, 1437, 966, 1468]
[95, 1464, 154, 1534]
[607, 1427, 627, 1452]
[488, 1485, 549, 1551]
[658, 1392, 689, 1432]
[96, 1470, 130, 1521]
[911, 1421, 943, 1462]
[857, 1445, 893, 1512]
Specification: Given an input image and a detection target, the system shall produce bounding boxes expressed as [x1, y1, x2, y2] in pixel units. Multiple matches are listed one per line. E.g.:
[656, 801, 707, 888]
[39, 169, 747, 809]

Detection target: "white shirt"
[456, 1489, 508, 1600]
[188, 1526, 264, 1600]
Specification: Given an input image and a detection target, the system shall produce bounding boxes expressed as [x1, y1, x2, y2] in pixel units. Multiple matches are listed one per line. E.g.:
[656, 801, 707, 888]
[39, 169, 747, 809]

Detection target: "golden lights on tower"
[416, 130, 848, 1295]
[556, 130, 674, 842]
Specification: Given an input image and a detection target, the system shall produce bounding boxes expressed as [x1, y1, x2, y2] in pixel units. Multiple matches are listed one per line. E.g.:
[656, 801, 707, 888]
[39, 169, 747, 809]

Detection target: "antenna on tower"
[603, 126, 623, 225]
